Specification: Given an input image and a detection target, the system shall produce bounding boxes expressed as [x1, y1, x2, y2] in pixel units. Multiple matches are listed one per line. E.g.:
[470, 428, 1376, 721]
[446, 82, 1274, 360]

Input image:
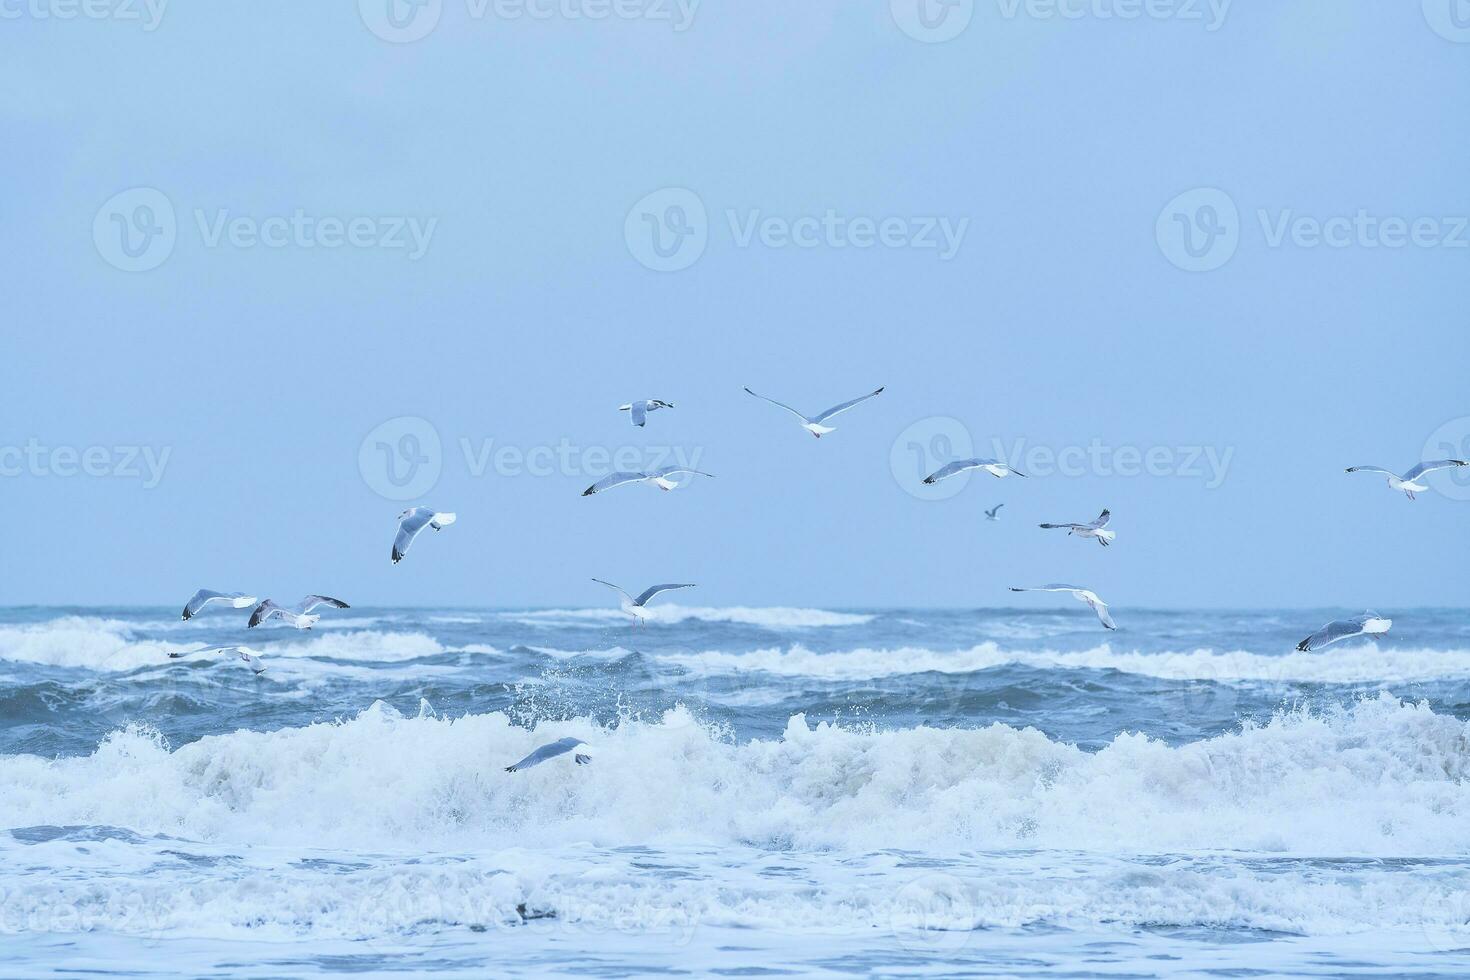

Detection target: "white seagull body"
[923, 459, 1027, 484]
[1345, 459, 1467, 500]
[985, 504, 1005, 522]
[742, 386, 884, 438]
[619, 399, 675, 427]
[1010, 585, 1117, 630]
[180, 590, 258, 621]
[168, 645, 267, 674]
[393, 508, 457, 564]
[582, 466, 713, 496]
[1296, 613, 1392, 652]
[505, 736, 591, 773]
[592, 578, 696, 625]
[1039, 509, 1115, 547]
[248, 595, 350, 630]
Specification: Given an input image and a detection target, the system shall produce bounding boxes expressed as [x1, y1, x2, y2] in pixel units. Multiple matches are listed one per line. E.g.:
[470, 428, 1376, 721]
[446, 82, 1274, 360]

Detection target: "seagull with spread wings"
[505, 737, 591, 773]
[923, 459, 1027, 484]
[582, 466, 713, 496]
[168, 645, 268, 674]
[393, 508, 457, 564]
[592, 578, 696, 626]
[1295, 612, 1392, 652]
[984, 504, 1005, 522]
[1010, 585, 1117, 631]
[180, 590, 258, 621]
[247, 595, 350, 630]
[742, 386, 884, 438]
[1039, 509, 1115, 547]
[1345, 459, 1468, 500]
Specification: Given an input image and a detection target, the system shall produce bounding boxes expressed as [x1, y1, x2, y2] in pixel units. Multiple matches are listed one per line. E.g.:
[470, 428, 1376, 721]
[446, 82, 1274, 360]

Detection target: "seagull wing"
[1089, 509, 1112, 530]
[634, 583, 696, 607]
[1010, 584, 1088, 594]
[505, 737, 585, 773]
[1079, 593, 1116, 630]
[247, 601, 283, 628]
[296, 596, 350, 614]
[651, 466, 714, 480]
[743, 387, 812, 424]
[923, 459, 984, 484]
[235, 648, 267, 674]
[582, 471, 649, 496]
[591, 578, 635, 605]
[1039, 521, 1088, 530]
[812, 387, 885, 423]
[1403, 459, 1470, 481]
[630, 401, 648, 427]
[1296, 617, 1366, 652]
[1345, 465, 1395, 477]
[393, 509, 435, 562]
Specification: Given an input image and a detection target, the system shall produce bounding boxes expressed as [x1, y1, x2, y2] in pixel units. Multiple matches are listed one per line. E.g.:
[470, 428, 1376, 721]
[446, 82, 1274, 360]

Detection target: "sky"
[1, 0, 1467, 609]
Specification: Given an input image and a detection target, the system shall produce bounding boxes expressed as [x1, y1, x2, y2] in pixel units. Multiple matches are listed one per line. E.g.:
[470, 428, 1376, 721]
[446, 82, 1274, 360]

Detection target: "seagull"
[180, 590, 258, 621]
[1345, 459, 1468, 500]
[582, 466, 714, 496]
[742, 386, 884, 438]
[393, 508, 457, 563]
[1039, 509, 1115, 547]
[1295, 612, 1392, 652]
[619, 399, 675, 427]
[247, 596, 350, 630]
[923, 459, 1027, 484]
[592, 579, 696, 626]
[168, 645, 267, 674]
[505, 736, 591, 773]
[984, 504, 1005, 522]
[1009, 585, 1117, 630]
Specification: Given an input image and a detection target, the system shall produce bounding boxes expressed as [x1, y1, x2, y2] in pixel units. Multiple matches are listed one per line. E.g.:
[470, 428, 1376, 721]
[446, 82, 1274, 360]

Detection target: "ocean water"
[3, 605, 1470, 978]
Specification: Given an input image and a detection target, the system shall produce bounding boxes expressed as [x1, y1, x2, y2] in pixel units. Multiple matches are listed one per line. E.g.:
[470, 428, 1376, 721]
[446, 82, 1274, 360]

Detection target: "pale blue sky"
[3, 1, 1467, 608]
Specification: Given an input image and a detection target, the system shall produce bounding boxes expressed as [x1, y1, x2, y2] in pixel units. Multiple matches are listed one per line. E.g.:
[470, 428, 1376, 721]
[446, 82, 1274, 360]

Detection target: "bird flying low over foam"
[168, 645, 267, 674]
[181, 590, 258, 621]
[984, 504, 1005, 522]
[742, 386, 884, 438]
[1345, 459, 1467, 500]
[582, 466, 713, 496]
[591, 578, 696, 625]
[619, 399, 675, 427]
[923, 459, 1026, 484]
[1039, 509, 1115, 547]
[1010, 585, 1117, 630]
[1295, 612, 1392, 652]
[393, 508, 457, 564]
[505, 737, 591, 773]
[248, 596, 350, 630]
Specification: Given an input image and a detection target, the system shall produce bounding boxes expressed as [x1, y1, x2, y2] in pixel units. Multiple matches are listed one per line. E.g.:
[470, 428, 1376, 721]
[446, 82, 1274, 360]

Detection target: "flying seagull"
[592, 578, 696, 626]
[1345, 459, 1468, 500]
[619, 399, 674, 427]
[1039, 509, 1115, 547]
[247, 595, 350, 630]
[923, 459, 1027, 484]
[393, 508, 457, 564]
[1295, 612, 1392, 652]
[180, 590, 258, 621]
[1010, 585, 1117, 630]
[582, 466, 713, 496]
[742, 386, 884, 438]
[985, 504, 1005, 522]
[168, 645, 267, 674]
[505, 737, 591, 773]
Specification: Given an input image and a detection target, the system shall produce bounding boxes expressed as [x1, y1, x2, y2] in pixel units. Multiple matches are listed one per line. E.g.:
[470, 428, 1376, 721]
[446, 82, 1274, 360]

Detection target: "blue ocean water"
[2, 604, 1470, 977]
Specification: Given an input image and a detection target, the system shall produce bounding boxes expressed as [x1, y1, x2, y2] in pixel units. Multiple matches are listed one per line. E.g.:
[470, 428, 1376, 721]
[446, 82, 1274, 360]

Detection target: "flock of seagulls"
[165, 388, 1468, 772]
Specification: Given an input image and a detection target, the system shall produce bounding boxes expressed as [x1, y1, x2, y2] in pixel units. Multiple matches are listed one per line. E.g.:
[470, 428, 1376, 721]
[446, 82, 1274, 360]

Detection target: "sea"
[2, 604, 1470, 978]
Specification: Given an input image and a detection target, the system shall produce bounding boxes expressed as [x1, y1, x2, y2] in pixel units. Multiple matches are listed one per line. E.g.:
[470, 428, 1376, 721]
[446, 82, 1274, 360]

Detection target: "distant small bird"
[592, 578, 696, 626]
[582, 466, 714, 496]
[168, 645, 267, 674]
[923, 459, 1027, 484]
[1345, 459, 1468, 501]
[619, 399, 675, 427]
[180, 590, 258, 621]
[1010, 585, 1117, 630]
[247, 596, 350, 630]
[393, 508, 457, 564]
[1295, 612, 1392, 652]
[1039, 509, 1115, 547]
[984, 504, 1005, 522]
[743, 386, 884, 438]
[505, 737, 591, 773]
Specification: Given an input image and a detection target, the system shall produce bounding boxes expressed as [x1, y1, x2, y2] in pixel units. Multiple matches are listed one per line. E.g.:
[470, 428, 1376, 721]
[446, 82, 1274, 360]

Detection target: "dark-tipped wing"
[1404, 459, 1469, 481]
[743, 387, 811, 423]
[297, 596, 349, 613]
[1296, 618, 1363, 652]
[634, 583, 696, 607]
[582, 471, 649, 496]
[505, 737, 584, 773]
[812, 387, 885, 423]
[247, 601, 283, 629]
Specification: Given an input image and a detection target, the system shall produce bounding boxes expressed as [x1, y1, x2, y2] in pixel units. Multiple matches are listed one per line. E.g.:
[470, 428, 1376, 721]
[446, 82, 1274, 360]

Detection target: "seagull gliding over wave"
[591, 578, 696, 626]
[248, 596, 350, 630]
[1039, 509, 1115, 547]
[393, 508, 457, 564]
[1009, 585, 1117, 630]
[181, 590, 257, 621]
[1345, 459, 1467, 500]
[505, 737, 591, 773]
[168, 646, 267, 674]
[1295, 612, 1392, 652]
[742, 386, 884, 438]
